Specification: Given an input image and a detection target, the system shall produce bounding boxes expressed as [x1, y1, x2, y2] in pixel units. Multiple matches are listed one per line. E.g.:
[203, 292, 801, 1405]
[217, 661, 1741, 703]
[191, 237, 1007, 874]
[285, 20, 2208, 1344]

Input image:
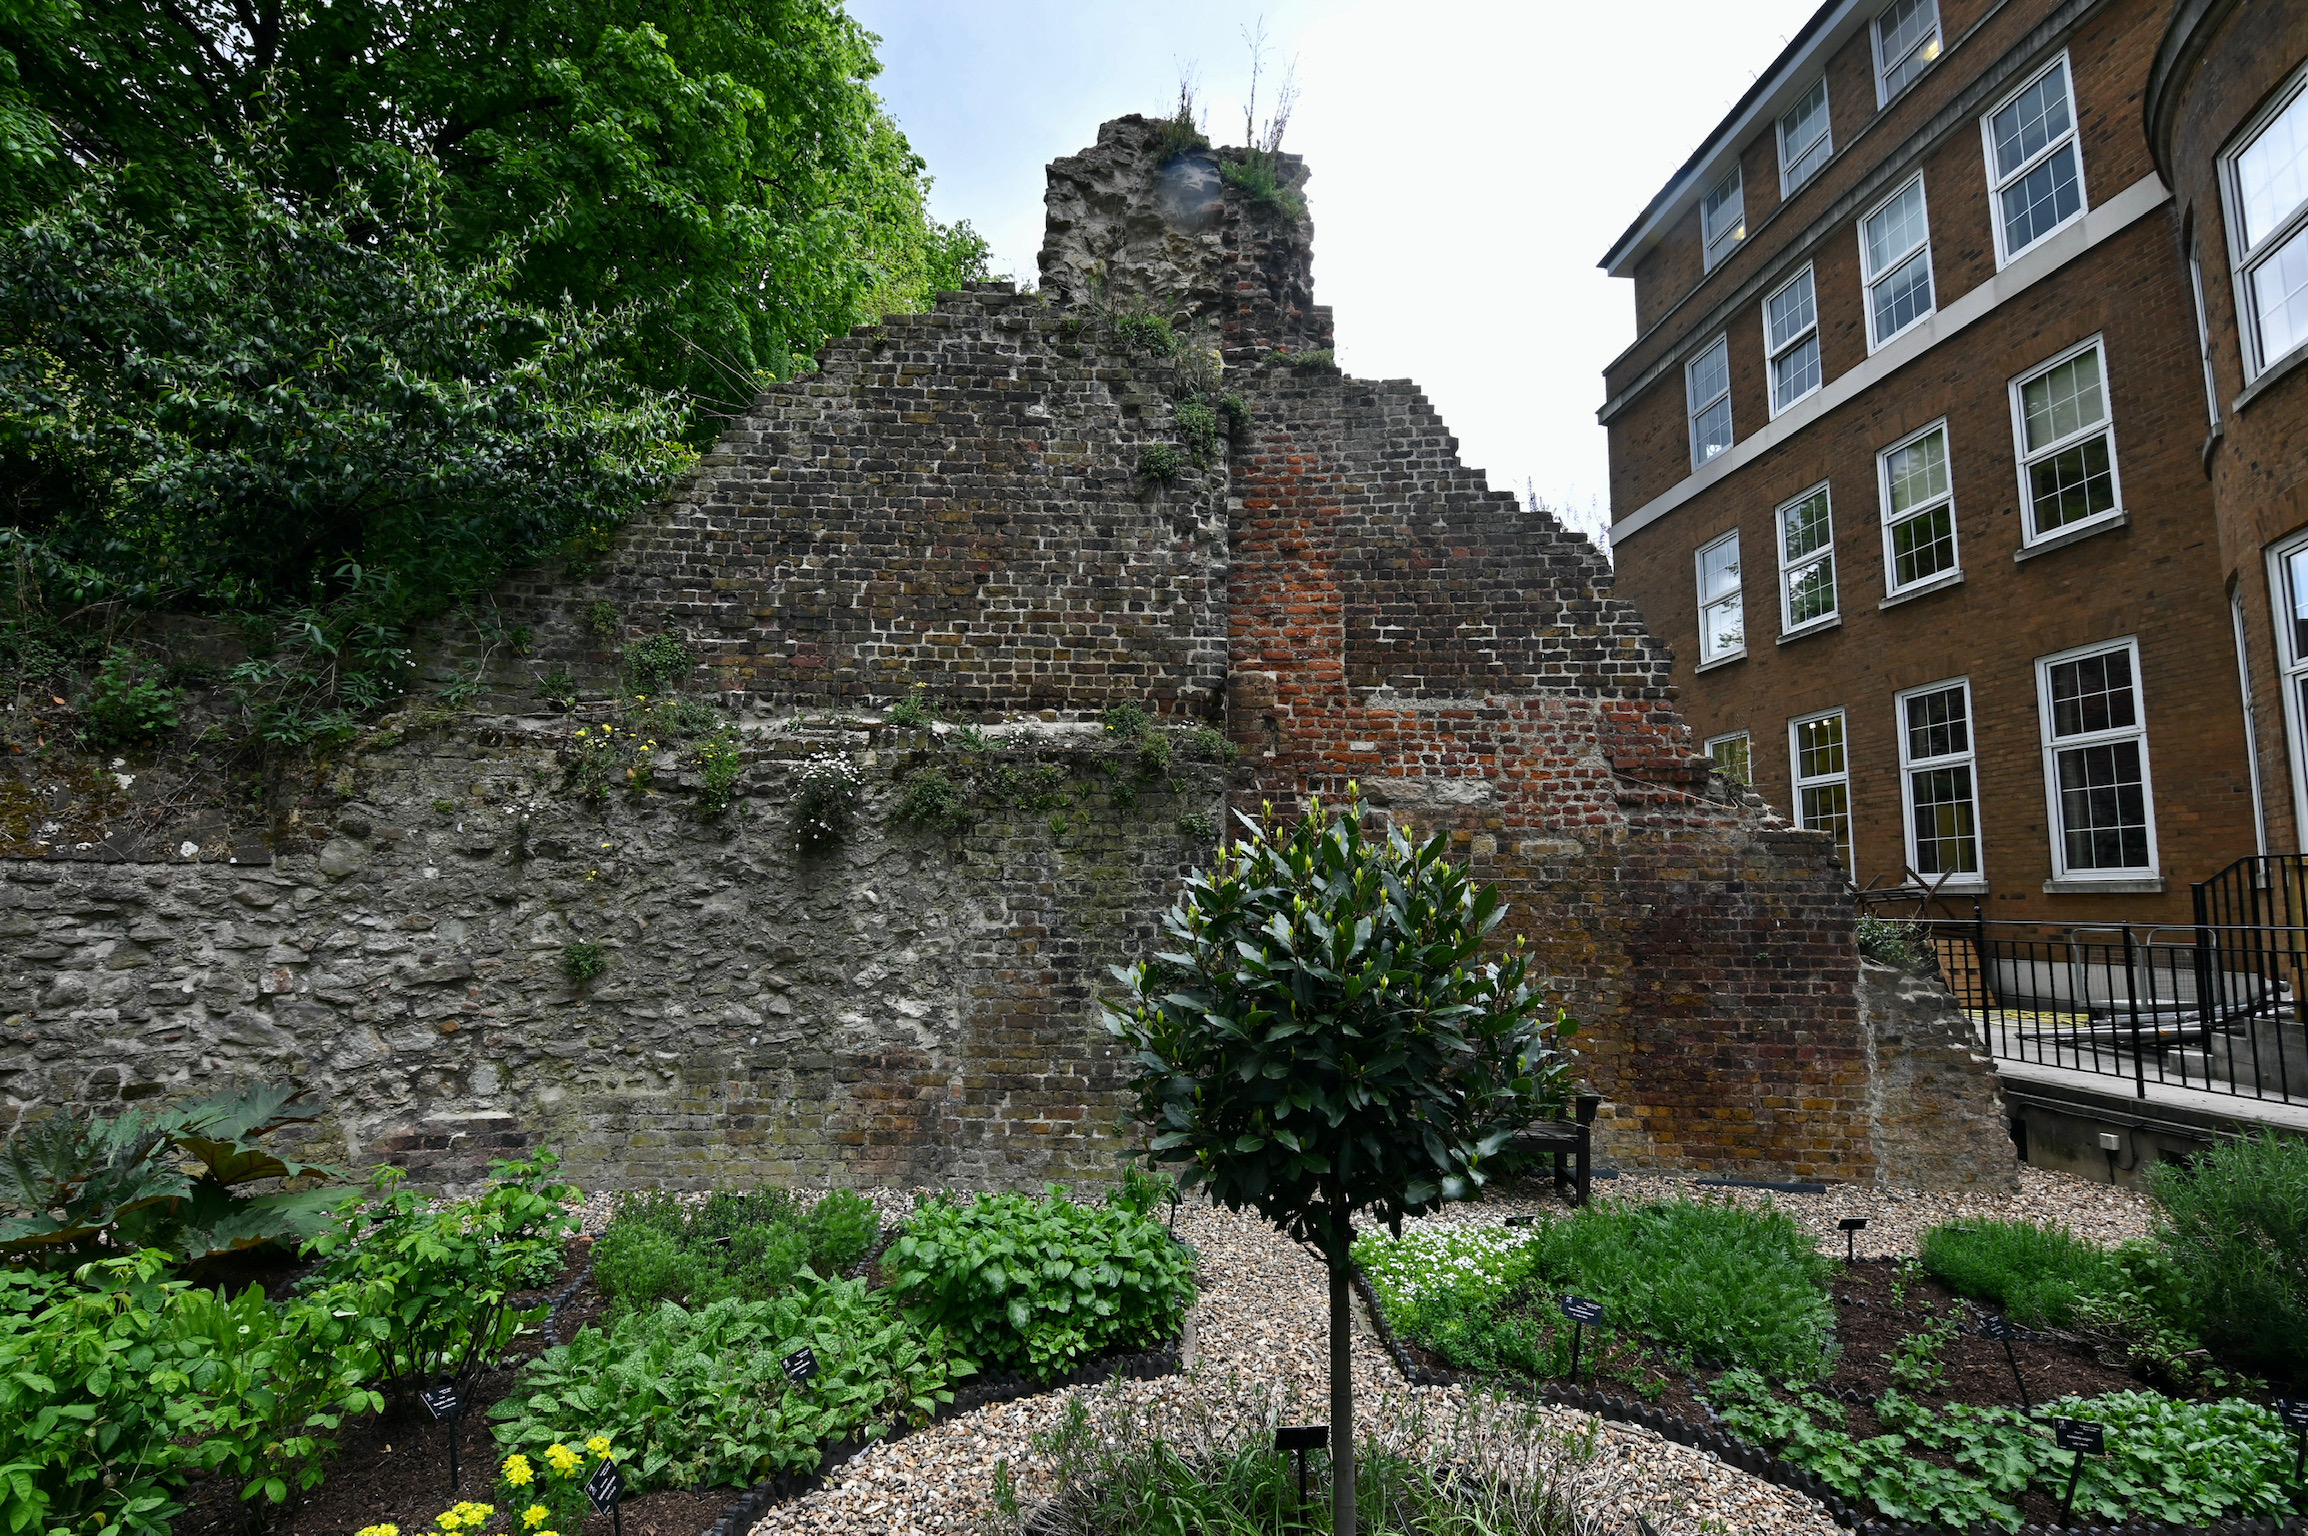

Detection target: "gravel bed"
[1398, 1163, 2154, 1258]
[744, 1200, 1841, 1536]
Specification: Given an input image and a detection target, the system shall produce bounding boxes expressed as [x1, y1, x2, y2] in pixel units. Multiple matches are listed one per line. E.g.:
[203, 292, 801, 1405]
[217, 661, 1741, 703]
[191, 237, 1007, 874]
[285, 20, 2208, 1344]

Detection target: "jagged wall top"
[1039, 116, 1330, 362]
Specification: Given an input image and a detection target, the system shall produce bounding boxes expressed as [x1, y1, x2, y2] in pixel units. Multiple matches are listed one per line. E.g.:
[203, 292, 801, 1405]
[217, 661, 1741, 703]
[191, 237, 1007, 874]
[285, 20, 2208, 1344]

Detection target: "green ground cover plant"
[882, 1187, 1195, 1382]
[1706, 1369, 2302, 1531]
[591, 1187, 879, 1314]
[491, 1274, 964, 1489]
[1918, 1219, 2118, 1329]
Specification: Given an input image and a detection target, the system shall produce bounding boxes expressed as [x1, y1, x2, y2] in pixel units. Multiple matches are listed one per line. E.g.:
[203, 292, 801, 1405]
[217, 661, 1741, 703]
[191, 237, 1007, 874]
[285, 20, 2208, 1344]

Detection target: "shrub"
[621, 634, 693, 693]
[303, 1149, 579, 1400]
[491, 1276, 964, 1489]
[2153, 1130, 2308, 1380]
[1856, 912, 1932, 971]
[1174, 399, 1221, 466]
[80, 646, 179, 746]
[883, 1188, 1196, 1381]
[592, 1188, 880, 1314]
[1920, 1219, 2118, 1328]
[1137, 443, 1185, 485]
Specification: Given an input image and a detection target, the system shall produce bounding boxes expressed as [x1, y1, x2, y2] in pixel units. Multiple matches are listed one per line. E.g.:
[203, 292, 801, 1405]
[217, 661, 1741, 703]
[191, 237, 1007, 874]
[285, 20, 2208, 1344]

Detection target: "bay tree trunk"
[1328, 1227, 1357, 1536]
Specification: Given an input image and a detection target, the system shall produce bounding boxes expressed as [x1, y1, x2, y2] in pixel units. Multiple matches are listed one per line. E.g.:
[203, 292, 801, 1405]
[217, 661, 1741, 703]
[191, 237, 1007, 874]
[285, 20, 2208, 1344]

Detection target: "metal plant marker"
[782, 1347, 819, 1386]
[585, 1456, 626, 1536]
[1274, 1424, 1328, 1515]
[1838, 1215, 1867, 1264]
[419, 1384, 462, 1491]
[1977, 1312, 2030, 1409]
[2052, 1416, 2104, 1525]
[1559, 1294, 1606, 1385]
[2277, 1399, 2308, 1488]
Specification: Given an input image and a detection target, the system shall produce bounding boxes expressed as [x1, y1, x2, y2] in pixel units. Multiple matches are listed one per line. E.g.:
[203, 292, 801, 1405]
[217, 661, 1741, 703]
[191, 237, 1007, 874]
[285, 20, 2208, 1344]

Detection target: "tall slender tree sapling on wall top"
[1104, 788, 1578, 1536]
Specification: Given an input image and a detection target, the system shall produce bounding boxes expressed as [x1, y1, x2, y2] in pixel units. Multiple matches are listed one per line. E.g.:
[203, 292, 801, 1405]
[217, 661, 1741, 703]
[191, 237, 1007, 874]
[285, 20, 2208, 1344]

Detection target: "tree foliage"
[1105, 793, 1578, 1249]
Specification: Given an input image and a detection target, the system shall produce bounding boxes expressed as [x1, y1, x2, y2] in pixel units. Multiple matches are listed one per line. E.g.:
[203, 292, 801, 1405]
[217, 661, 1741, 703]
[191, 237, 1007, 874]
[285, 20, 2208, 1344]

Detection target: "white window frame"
[1694, 528, 1746, 666]
[1763, 264, 1823, 416]
[2232, 584, 2269, 857]
[1687, 335, 1733, 469]
[2190, 249, 2222, 427]
[2035, 636, 2160, 883]
[1872, 0, 1942, 106]
[1702, 166, 1746, 272]
[2265, 533, 2308, 842]
[1790, 707, 1855, 878]
[2221, 60, 2308, 382]
[2006, 335, 2123, 546]
[1778, 75, 1834, 196]
[1981, 53, 2088, 267]
[1705, 730, 1753, 788]
[1859, 173, 1936, 352]
[1895, 677, 1985, 888]
[1776, 481, 1838, 637]
[1876, 418, 1960, 597]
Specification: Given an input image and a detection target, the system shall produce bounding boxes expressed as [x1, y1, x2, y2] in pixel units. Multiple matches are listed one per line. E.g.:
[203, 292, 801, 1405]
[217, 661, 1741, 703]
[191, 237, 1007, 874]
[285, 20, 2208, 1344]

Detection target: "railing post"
[1973, 898, 1994, 1057]
[2192, 880, 2215, 1075]
[2123, 924, 2147, 1101]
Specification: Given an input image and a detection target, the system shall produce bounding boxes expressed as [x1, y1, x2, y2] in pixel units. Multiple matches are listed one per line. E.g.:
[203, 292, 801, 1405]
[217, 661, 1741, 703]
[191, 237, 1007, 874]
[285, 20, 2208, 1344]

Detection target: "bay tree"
[1103, 790, 1578, 1536]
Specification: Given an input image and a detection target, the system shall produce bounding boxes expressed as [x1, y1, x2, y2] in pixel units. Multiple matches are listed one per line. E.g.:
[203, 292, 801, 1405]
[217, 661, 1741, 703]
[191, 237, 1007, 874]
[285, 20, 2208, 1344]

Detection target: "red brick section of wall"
[1228, 366, 1875, 1180]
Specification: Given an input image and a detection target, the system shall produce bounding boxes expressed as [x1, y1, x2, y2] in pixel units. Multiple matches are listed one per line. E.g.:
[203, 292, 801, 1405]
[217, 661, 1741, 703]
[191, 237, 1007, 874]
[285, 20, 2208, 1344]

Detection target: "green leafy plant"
[1187, 725, 1237, 763]
[1152, 83, 1211, 159]
[1221, 149, 1306, 220]
[621, 633, 694, 693]
[1137, 443, 1185, 485]
[1103, 699, 1152, 738]
[1103, 790, 1576, 1536]
[586, 601, 622, 640]
[303, 1149, 579, 1401]
[882, 1187, 1195, 1382]
[958, 724, 991, 752]
[535, 668, 579, 711]
[592, 1187, 879, 1314]
[491, 1276, 965, 1490]
[1175, 398, 1221, 466]
[1884, 1308, 1959, 1394]
[1856, 912, 1932, 971]
[887, 682, 933, 727]
[79, 646, 178, 746]
[1288, 349, 1335, 372]
[1178, 810, 1218, 841]
[792, 752, 862, 852]
[562, 940, 608, 986]
[691, 730, 745, 817]
[1135, 730, 1173, 775]
[1921, 1219, 2117, 1328]
[1112, 312, 1179, 355]
[0, 1084, 346, 1270]
[2152, 1129, 2308, 1381]
[895, 767, 975, 833]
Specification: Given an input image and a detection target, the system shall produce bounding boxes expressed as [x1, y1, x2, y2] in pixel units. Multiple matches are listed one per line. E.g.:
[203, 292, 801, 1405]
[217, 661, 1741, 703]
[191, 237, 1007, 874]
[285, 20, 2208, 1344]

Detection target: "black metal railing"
[1917, 908, 2304, 1105]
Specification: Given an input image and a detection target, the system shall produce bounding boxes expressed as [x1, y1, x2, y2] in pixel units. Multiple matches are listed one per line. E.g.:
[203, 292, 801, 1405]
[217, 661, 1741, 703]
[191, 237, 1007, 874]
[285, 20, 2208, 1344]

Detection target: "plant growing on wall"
[792, 752, 863, 852]
[1102, 789, 1576, 1536]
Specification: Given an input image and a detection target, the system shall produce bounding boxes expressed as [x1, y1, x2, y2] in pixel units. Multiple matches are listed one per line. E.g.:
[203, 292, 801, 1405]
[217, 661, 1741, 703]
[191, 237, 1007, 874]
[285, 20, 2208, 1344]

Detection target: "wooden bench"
[1506, 1091, 1602, 1207]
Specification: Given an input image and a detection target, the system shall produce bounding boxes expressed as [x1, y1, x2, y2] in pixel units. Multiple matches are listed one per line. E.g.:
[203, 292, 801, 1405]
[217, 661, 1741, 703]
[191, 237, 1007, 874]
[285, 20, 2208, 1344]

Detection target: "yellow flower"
[544, 1442, 581, 1477]
[575, 728, 589, 737]
[522, 1507, 550, 1529]
[503, 1453, 534, 1487]
[585, 1435, 613, 1460]
[357, 1526, 400, 1536]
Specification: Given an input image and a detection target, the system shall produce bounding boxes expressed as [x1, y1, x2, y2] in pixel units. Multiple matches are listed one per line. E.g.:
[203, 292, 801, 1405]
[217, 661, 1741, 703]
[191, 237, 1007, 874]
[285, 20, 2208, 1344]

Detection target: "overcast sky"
[848, 0, 1822, 546]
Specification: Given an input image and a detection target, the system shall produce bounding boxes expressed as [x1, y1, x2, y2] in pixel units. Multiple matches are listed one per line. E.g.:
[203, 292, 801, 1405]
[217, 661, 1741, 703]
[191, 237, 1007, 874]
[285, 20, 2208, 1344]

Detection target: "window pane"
[1877, 0, 1939, 96]
[1782, 78, 1831, 188]
[1704, 170, 1742, 236]
[2286, 545, 2308, 659]
[1699, 535, 1740, 600]
[2237, 87, 2308, 249]
[1905, 685, 1969, 760]
[1885, 429, 1948, 514]
[1766, 271, 1816, 352]
[1796, 714, 1845, 779]
[2049, 649, 2137, 737]
[1871, 248, 1935, 338]
[1782, 492, 1831, 561]
[1786, 132, 1832, 190]
[1910, 766, 1979, 874]
[1772, 335, 1821, 407]
[1693, 397, 1733, 462]
[1891, 506, 1956, 586]
[2250, 223, 2308, 365]
[1800, 782, 1854, 873]
[1999, 142, 2082, 252]
[2028, 434, 2117, 531]
[1710, 735, 1752, 785]
[1990, 67, 2073, 181]
[1786, 554, 1837, 624]
[1865, 180, 1928, 275]
[2057, 741, 2150, 869]
[2021, 349, 2106, 451]
[1703, 595, 1745, 658]
[1689, 340, 1729, 405]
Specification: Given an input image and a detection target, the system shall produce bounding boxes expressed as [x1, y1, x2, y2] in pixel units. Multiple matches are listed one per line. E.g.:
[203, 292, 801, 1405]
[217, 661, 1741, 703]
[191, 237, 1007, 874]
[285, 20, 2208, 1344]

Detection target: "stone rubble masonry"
[0, 115, 2010, 1192]
[1857, 959, 2021, 1191]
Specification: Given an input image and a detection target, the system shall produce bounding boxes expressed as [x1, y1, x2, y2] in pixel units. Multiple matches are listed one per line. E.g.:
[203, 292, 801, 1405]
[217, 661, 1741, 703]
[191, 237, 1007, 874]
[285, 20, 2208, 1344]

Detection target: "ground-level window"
[1706, 731, 1752, 786]
[1897, 678, 1982, 882]
[1695, 529, 1745, 664]
[1791, 708, 1854, 877]
[1878, 420, 1958, 594]
[2036, 638, 2157, 880]
[2265, 533, 2308, 841]
[2010, 337, 2120, 543]
[1777, 483, 1837, 634]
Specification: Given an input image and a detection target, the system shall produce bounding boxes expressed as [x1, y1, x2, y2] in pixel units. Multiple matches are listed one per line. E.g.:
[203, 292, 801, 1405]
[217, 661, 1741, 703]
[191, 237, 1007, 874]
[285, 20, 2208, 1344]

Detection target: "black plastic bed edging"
[1349, 1262, 2307, 1536]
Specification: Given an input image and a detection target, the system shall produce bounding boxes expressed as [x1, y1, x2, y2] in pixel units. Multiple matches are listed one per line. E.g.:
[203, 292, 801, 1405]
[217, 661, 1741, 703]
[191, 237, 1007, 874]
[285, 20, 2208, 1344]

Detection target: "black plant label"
[2053, 1418, 2104, 1455]
[420, 1386, 461, 1421]
[1977, 1314, 2016, 1341]
[782, 1347, 818, 1385]
[584, 1461, 624, 1512]
[1559, 1294, 1606, 1326]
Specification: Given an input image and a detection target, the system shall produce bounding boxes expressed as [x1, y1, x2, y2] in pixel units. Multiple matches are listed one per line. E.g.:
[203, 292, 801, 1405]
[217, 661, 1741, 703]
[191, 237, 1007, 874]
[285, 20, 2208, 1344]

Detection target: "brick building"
[1600, 0, 2267, 926]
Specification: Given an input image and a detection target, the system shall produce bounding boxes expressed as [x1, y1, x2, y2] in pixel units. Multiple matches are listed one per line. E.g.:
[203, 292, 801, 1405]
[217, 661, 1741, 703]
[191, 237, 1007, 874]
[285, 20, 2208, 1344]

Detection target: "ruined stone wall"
[1857, 959, 2020, 1191]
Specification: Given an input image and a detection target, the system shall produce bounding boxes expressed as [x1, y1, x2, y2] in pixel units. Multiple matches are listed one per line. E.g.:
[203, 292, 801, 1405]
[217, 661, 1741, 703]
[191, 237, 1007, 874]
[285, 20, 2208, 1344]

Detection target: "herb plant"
[883, 1187, 1195, 1382]
[592, 1187, 879, 1313]
[2152, 1129, 2308, 1380]
[80, 646, 179, 745]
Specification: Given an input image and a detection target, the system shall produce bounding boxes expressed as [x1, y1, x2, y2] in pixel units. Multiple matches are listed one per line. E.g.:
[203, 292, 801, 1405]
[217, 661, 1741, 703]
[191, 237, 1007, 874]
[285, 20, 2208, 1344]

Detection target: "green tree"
[1103, 791, 1578, 1536]
[0, 0, 987, 411]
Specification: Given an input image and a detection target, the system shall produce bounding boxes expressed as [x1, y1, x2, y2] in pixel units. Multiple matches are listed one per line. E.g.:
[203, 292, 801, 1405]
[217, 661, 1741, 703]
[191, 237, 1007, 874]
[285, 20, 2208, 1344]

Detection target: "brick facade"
[1602, 0, 2258, 925]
